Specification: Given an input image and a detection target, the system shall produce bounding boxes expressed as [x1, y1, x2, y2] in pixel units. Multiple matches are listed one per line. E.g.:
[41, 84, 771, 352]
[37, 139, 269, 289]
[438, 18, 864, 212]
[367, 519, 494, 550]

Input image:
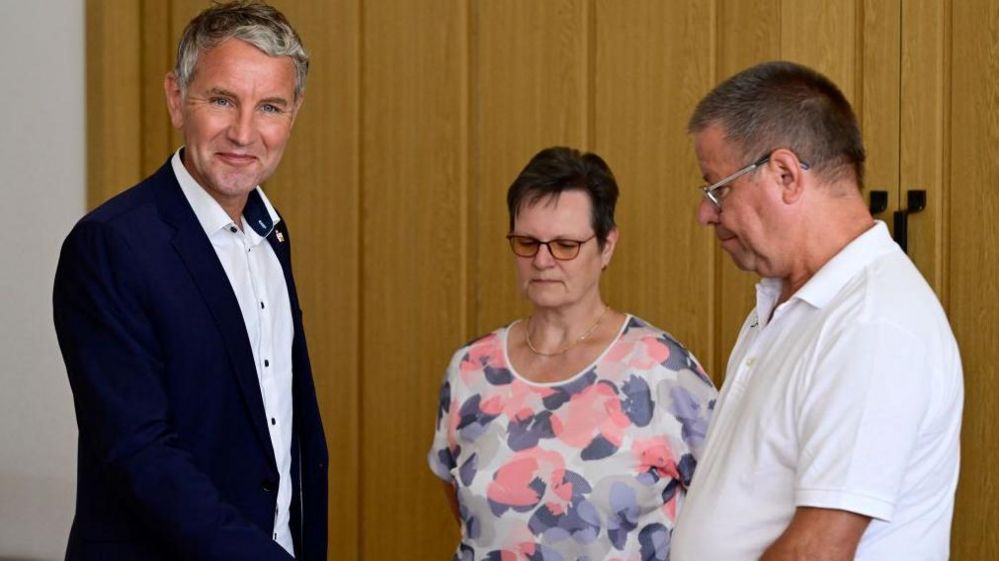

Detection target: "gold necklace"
[525, 306, 609, 357]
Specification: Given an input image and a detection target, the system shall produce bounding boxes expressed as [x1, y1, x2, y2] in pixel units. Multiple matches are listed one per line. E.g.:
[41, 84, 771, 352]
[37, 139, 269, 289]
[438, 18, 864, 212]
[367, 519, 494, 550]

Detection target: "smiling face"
[511, 190, 617, 310]
[165, 37, 300, 217]
[694, 124, 787, 277]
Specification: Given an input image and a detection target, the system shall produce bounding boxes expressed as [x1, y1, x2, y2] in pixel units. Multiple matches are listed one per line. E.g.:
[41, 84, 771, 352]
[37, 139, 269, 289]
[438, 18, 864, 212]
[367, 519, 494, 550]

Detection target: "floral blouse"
[429, 315, 717, 561]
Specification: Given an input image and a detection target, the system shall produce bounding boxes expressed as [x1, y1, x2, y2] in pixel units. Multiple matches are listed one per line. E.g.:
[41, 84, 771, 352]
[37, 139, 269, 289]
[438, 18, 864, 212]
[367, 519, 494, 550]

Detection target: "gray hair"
[174, 1, 309, 100]
[689, 60, 865, 188]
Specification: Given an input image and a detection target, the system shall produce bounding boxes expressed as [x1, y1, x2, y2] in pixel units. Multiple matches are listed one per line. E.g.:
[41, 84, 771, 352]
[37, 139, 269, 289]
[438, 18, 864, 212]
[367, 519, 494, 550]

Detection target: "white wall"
[0, 1, 84, 559]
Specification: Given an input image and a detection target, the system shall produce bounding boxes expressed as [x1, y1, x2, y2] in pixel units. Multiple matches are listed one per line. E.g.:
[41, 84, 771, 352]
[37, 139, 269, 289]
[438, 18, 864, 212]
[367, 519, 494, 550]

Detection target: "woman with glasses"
[429, 146, 717, 561]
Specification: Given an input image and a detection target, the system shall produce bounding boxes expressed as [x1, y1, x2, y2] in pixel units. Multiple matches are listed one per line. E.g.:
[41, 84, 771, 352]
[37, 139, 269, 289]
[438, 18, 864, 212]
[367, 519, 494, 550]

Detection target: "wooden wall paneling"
[717, 0, 780, 78]
[266, 1, 362, 559]
[779, 0, 860, 100]
[360, 1, 469, 558]
[139, 1, 174, 175]
[900, 0, 948, 293]
[713, 0, 780, 380]
[860, 0, 901, 232]
[593, 0, 717, 377]
[472, 0, 589, 336]
[949, 3, 999, 559]
[86, 0, 143, 208]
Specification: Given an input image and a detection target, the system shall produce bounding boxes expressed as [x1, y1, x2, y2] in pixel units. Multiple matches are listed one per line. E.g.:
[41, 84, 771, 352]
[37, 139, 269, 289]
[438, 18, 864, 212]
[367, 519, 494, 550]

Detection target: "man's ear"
[164, 72, 185, 129]
[769, 148, 808, 205]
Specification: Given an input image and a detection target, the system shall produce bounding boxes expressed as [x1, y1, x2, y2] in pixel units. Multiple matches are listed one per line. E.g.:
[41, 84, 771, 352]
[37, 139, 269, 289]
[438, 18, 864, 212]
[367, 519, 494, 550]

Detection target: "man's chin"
[723, 249, 757, 273]
[209, 174, 263, 196]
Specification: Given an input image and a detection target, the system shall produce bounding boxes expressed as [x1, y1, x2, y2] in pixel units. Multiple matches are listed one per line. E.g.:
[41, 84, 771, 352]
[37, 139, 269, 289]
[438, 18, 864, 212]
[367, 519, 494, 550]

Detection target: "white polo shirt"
[172, 150, 296, 556]
[671, 222, 963, 561]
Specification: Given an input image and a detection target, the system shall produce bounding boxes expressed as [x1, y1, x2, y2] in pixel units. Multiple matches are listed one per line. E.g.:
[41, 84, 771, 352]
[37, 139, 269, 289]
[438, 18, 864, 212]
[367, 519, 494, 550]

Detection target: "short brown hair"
[507, 147, 619, 248]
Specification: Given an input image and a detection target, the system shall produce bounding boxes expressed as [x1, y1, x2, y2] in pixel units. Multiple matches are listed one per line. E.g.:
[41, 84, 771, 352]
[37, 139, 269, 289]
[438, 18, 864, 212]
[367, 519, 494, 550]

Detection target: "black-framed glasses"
[506, 234, 596, 260]
[697, 151, 811, 208]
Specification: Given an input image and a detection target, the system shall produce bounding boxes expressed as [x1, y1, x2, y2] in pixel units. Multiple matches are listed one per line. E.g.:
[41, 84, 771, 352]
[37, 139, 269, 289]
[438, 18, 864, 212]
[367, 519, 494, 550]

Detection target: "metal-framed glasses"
[506, 234, 596, 261]
[697, 151, 810, 208]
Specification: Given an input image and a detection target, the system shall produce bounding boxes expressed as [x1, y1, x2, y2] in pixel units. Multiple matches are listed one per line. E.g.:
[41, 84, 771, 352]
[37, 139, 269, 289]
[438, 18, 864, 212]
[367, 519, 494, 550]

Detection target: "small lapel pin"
[275, 230, 285, 243]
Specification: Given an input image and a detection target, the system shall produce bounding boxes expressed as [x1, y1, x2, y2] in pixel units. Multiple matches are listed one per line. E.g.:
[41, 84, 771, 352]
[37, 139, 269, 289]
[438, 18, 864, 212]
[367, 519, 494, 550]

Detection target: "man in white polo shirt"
[670, 60, 963, 561]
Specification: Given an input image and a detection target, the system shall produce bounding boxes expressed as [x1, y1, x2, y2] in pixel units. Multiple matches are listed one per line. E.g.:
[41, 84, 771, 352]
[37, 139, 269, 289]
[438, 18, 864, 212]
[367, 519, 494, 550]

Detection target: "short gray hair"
[174, 1, 309, 100]
[689, 61, 865, 188]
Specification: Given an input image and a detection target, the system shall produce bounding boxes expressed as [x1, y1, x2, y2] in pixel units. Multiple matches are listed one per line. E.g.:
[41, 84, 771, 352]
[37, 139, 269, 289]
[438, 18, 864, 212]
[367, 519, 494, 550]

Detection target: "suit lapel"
[267, 220, 298, 309]
[151, 161, 275, 467]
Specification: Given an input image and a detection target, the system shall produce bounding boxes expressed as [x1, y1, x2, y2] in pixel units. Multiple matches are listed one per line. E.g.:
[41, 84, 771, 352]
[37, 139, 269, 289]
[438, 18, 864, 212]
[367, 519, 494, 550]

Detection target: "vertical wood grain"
[472, 0, 589, 337]
[780, 0, 860, 100]
[900, 0, 948, 294]
[860, 0, 901, 228]
[949, 2, 999, 558]
[266, 1, 362, 558]
[140, 0, 174, 174]
[86, 0, 143, 207]
[359, 0, 469, 558]
[593, 0, 717, 377]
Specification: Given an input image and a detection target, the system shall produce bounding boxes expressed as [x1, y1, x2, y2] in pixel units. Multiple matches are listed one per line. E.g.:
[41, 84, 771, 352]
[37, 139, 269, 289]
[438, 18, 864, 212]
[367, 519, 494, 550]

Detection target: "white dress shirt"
[172, 150, 296, 556]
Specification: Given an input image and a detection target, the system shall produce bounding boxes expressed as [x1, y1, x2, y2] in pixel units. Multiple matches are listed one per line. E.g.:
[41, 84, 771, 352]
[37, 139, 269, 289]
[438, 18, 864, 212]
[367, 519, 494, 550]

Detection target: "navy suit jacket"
[53, 158, 328, 560]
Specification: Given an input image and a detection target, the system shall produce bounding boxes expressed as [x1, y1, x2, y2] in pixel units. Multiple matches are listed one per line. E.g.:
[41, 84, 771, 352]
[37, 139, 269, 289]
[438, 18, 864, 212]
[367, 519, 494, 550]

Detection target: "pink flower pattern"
[430, 316, 717, 561]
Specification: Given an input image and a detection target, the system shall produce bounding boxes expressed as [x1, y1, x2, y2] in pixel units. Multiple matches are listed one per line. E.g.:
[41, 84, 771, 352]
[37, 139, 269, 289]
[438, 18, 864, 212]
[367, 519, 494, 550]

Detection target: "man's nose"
[227, 109, 255, 145]
[696, 197, 720, 226]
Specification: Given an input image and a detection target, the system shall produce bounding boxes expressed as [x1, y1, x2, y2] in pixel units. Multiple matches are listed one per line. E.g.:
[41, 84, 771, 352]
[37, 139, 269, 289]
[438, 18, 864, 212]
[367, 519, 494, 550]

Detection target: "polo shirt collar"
[171, 148, 281, 238]
[792, 221, 896, 309]
[756, 221, 896, 323]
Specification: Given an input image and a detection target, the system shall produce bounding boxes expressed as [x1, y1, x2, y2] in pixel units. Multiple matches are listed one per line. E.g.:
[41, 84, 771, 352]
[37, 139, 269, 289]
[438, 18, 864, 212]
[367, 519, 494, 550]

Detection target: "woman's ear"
[601, 227, 620, 269]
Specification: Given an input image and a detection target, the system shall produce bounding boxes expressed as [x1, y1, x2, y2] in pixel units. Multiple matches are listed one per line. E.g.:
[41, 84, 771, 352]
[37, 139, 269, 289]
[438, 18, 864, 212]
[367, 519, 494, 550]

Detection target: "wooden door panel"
[900, 0, 947, 293]
[861, 0, 901, 230]
[267, 1, 362, 558]
[473, 0, 589, 337]
[359, 1, 469, 558]
[593, 0, 716, 376]
[949, 3, 999, 559]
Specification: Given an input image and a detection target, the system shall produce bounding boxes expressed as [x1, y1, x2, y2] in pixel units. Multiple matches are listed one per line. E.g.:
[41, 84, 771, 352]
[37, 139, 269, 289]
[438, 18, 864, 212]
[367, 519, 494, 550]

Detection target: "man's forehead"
[189, 39, 296, 94]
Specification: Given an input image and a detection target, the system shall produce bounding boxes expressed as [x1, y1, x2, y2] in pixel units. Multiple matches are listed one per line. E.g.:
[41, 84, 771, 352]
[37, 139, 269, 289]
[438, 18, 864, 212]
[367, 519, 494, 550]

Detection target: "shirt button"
[746, 357, 756, 367]
[264, 359, 270, 367]
[229, 226, 237, 233]
[271, 417, 276, 426]
[260, 301, 266, 310]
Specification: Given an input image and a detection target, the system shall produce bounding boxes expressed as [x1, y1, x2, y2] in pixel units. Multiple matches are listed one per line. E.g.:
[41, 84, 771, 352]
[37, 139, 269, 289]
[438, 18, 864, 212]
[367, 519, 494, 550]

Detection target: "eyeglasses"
[697, 151, 811, 208]
[506, 234, 596, 260]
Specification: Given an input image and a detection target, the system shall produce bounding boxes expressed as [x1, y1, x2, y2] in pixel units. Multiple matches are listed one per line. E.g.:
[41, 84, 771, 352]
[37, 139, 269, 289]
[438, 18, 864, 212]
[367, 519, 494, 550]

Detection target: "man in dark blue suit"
[53, 3, 327, 559]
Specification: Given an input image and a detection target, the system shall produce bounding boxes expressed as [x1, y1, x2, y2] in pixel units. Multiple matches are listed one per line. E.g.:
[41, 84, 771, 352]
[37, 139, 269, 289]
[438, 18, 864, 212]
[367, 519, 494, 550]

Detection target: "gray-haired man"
[54, 3, 327, 559]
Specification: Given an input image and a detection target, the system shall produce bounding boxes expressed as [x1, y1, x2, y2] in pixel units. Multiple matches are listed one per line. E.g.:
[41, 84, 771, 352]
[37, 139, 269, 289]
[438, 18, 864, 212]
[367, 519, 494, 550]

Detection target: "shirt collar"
[793, 221, 896, 308]
[171, 148, 281, 239]
[755, 221, 897, 321]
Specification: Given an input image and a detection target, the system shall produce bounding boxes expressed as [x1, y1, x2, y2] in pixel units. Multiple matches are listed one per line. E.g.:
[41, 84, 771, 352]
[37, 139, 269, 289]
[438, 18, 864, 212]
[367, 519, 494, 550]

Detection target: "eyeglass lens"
[508, 236, 584, 260]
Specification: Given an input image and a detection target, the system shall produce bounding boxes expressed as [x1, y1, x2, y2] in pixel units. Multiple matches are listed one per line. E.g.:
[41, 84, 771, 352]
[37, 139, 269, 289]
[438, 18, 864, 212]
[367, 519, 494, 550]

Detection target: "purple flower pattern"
[430, 316, 717, 561]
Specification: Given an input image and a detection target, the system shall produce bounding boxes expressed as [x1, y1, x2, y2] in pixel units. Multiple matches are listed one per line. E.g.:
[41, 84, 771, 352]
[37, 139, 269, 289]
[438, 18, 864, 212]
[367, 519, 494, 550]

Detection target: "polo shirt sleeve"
[793, 319, 931, 522]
